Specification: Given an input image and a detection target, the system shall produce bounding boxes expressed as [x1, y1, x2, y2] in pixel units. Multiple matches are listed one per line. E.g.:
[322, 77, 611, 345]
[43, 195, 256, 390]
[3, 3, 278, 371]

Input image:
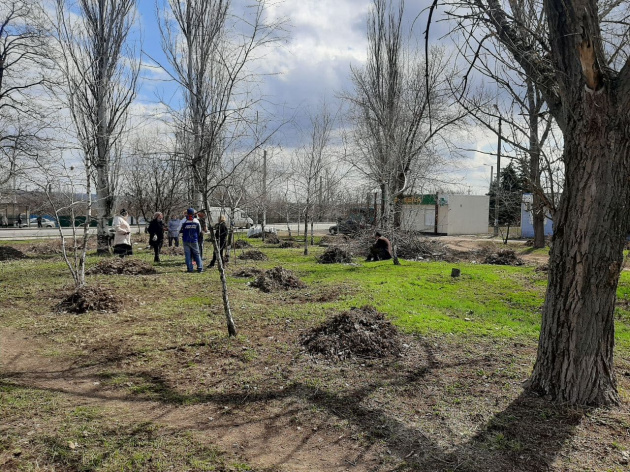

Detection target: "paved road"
[0, 223, 336, 240]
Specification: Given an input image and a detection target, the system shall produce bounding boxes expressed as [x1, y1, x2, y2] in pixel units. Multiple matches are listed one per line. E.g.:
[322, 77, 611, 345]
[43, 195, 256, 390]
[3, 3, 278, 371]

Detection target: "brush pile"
[301, 306, 402, 361]
[250, 266, 306, 292]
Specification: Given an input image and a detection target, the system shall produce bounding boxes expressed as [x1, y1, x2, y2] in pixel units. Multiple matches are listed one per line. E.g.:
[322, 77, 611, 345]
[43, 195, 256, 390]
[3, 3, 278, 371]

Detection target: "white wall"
[400, 205, 435, 232]
[445, 195, 489, 235]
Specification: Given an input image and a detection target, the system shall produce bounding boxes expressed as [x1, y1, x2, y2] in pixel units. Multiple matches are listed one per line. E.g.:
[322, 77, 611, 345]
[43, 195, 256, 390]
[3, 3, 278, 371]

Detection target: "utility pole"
[494, 116, 501, 237]
[262, 149, 267, 240]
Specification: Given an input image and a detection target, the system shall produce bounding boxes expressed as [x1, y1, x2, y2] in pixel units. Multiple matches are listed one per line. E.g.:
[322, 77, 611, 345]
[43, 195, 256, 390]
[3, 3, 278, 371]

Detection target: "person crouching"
[179, 208, 203, 273]
[366, 231, 392, 262]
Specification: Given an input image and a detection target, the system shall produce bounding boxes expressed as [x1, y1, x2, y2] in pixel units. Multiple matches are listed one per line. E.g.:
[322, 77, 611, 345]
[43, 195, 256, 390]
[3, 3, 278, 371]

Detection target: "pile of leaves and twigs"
[390, 234, 456, 261]
[482, 248, 524, 266]
[300, 305, 403, 361]
[233, 239, 252, 249]
[279, 240, 299, 249]
[0, 246, 27, 261]
[319, 234, 348, 246]
[249, 230, 278, 239]
[535, 263, 549, 272]
[232, 267, 264, 278]
[250, 266, 306, 292]
[86, 258, 158, 275]
[56, 285, 121, 314]
[263, 233, 281, 244]
[237, 250, 268, 261]
[317, 246, 354, 264]
[340, 231, 456, 262]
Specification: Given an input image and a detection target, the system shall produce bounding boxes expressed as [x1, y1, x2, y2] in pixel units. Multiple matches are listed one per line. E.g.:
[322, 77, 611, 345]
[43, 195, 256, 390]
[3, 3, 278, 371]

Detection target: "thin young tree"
[30, 152, 93, 288]
[445, 0, 630, 405]
[158, 0, 286, 336]
[292, 105, 339, 256]
[55, 0, 139, 255]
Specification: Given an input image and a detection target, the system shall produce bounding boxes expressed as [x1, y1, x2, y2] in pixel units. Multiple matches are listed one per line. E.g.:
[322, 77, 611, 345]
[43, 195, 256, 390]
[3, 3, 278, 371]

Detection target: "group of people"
[112, 207, 392, 269]
[112, 208, 228, 272]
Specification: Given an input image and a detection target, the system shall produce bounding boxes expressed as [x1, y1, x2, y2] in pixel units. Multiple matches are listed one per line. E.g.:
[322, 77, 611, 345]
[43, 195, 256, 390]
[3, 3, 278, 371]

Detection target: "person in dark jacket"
[196, 209, 208, 259]
[148, 212, 165, 262]
[366, 231, 392, 261]
[179, 208, 203, 273]
[209, 215, 228, 268]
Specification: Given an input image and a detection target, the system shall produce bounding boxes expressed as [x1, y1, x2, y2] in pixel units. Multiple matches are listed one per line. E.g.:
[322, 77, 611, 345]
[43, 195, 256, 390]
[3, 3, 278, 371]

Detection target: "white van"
[207, 207, 253, 228]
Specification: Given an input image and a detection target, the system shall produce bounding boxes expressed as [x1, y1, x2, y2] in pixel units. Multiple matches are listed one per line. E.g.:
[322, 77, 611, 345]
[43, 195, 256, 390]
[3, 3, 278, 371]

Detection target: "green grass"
[3, 237, 630, 471]
[5, 237, 630, 353]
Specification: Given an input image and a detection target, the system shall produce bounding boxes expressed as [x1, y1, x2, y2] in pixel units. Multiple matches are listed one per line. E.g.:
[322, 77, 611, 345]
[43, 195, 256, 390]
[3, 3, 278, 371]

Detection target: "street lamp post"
[492, 104, 502, 238]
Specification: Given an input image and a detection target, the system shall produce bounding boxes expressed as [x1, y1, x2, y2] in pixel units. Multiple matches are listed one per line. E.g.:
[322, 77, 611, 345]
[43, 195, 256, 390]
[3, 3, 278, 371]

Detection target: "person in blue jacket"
[179, 208, 203, 273]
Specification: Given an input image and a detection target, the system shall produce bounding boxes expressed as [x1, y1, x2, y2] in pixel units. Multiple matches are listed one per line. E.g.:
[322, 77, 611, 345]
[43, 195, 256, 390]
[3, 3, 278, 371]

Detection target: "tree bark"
[527, 90, 630, 405]
[96, 164, 113, 255]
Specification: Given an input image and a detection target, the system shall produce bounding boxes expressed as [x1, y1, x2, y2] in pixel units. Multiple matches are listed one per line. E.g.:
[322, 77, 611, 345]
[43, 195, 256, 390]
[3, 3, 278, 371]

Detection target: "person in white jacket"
[113, 209, 132, 257]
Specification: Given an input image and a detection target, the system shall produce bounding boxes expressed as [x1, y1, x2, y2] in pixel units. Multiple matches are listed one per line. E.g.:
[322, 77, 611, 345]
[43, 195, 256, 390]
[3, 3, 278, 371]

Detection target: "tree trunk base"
[525, 375, 619, 407]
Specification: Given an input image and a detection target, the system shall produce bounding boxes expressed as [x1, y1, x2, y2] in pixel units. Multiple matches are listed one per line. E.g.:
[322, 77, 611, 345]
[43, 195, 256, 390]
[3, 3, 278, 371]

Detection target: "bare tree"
[346, 0, 466, 232]
[292, 105, 341, 255]
[158, 0, 286, 336]
[27, 152, 92, 287]
[0, 1, 54, 195]
[54, 0, 139, 255]
[444, 0, 630, 405]
[450, 0, 566, 248]
[124, 132, 187, 222]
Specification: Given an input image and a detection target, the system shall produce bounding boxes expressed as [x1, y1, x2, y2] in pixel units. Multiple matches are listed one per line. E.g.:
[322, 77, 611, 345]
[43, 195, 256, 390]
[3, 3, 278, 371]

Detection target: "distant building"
[398, 193, 490, 235]
[520, 193, 553, 238]
[0, 187, 30, 226]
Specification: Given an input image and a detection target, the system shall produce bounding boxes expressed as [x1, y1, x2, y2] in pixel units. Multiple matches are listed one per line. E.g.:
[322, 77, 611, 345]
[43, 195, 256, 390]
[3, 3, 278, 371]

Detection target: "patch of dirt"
[317, 246, 354, 264]
[301, 306, 402, 361]
[162, 245, 184, 256]
[279, 240, 299, 248]
[536, 263, 549, 272]
[232, 267, 264, 278]
[233, 239, 252, 249]
[250, 266, 307, 292]
[483, 248, 524, 266]
[86, 258, 158, 275]
[56, 285, 121, 314]
[238, 250, 268, 261]
[0, 246, 27, 261]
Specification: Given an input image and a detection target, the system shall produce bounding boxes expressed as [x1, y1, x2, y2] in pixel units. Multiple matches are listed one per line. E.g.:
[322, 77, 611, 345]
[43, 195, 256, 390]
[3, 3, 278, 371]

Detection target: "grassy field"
[1, 236, 629, 471]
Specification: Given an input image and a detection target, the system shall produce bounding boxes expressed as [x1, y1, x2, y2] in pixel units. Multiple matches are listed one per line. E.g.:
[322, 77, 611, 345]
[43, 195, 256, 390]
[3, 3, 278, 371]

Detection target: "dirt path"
[1, 328, 383, 471]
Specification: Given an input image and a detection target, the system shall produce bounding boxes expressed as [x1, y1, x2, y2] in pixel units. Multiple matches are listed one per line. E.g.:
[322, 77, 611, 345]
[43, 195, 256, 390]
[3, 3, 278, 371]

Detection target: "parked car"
[29, 217, 56, 228]
[329, 219, 364, 235]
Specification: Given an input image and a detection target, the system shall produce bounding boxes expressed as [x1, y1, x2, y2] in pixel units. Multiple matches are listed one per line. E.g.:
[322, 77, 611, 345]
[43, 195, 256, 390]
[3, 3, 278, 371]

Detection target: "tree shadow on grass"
[1, 338, 585, 471]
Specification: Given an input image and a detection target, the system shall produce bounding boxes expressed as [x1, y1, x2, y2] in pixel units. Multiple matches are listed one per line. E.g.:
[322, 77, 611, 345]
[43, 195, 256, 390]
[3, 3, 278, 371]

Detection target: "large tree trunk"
[527, 92, 630, 405]
[95, 164, 113, 255]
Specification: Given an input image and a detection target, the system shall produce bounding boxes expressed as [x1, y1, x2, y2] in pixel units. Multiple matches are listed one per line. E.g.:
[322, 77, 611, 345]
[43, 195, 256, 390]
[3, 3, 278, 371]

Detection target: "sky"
[132, 0, 498, 195]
